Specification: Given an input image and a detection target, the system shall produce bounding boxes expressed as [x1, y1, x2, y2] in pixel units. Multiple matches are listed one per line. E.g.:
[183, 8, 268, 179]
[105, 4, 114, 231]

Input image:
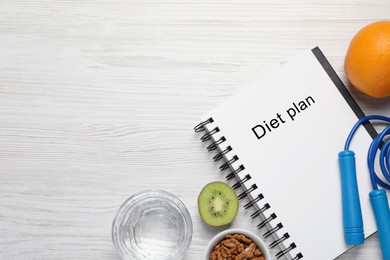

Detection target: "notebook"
[194, 47, 378, 259]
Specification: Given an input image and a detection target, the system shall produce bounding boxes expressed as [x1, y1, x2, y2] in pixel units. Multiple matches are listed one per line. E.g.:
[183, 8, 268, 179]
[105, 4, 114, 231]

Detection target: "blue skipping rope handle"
[338, 150, 364, 245]
[370, 189, 390, 260]
[340, 115, 390, 260]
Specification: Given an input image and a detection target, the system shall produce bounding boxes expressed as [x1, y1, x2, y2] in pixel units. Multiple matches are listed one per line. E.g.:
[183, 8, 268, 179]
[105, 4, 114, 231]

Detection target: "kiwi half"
[198, 181, 239, 226]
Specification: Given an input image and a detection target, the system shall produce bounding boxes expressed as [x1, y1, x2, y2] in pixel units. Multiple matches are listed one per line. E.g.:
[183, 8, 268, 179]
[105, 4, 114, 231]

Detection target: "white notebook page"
[201, 49, 376, 259]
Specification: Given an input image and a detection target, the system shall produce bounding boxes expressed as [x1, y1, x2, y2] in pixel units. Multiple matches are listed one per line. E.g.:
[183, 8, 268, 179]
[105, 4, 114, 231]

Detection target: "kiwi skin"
[198, 181, 239, 227]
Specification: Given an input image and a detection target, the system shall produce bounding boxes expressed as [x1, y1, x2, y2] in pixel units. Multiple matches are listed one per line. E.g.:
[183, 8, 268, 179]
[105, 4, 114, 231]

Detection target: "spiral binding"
[251, 203, 270, 219]
[264, 222, 283, 238]
[232, 174, 251, 190]
[244, 193, 264, 209]
[257, 213, 277, 229]
[226, 165, 245, 181]
[270, 233, 290, 248]
[220, 155, 239, 171]
[207, 137, 226, 151]
[195, 117, 303, 259]
[276, 243, 297, 259]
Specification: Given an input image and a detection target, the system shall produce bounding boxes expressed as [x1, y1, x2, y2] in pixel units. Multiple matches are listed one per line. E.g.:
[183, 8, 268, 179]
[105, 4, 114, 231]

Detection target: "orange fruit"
[344, 21, 390, 98]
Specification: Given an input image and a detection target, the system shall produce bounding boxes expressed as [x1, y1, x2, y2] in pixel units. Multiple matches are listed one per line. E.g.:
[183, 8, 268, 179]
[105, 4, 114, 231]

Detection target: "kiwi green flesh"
[198, 181, 239, 226]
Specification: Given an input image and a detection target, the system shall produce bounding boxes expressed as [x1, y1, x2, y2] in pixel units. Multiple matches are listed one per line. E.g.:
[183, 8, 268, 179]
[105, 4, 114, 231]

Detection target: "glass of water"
[112, 190, 193, 260]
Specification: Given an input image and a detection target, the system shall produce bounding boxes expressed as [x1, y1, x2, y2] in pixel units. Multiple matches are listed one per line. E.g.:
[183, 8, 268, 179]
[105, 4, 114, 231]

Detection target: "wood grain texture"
[1, 0, 390, 259]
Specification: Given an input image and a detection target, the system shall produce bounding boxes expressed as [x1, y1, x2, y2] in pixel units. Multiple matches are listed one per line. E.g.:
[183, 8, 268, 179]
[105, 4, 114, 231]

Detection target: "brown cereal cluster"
[210, 233, 265, 260]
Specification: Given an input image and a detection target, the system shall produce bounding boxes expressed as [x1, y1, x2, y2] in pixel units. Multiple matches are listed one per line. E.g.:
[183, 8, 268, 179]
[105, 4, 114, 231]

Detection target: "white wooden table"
[1, 0, 390, 259]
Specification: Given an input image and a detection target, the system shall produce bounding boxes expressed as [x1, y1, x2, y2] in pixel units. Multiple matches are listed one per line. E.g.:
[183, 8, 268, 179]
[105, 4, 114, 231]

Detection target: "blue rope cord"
[344, 115, 390, 190]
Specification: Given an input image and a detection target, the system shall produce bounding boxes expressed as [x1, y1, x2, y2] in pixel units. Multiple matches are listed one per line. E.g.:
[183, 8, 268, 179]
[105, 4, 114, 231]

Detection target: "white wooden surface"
[1, 0, 390, 259]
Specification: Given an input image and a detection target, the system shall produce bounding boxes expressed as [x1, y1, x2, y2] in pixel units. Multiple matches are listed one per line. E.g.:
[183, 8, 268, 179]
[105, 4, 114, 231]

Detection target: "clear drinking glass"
[112, 190, 193, 260]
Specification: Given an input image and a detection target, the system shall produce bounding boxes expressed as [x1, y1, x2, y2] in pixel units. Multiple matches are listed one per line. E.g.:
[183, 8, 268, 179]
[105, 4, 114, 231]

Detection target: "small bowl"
[203, 228, 271, 260]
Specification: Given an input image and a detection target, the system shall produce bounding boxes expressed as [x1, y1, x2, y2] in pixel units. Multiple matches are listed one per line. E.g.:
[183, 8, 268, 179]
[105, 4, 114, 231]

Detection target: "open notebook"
[194, 47, 377, 259]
